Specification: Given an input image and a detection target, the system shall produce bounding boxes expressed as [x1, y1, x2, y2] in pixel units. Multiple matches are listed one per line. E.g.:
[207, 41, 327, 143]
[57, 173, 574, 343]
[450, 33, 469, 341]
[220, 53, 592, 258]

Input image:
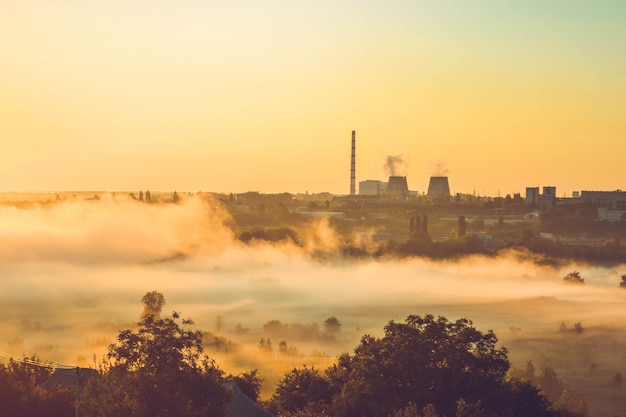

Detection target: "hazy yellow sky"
[2, 1, 625, 196]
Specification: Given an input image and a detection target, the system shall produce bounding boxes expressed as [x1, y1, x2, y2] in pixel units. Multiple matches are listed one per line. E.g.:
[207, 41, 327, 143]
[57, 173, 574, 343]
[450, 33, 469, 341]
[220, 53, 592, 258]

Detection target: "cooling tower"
[386, 176, 409, 200]
[427, 176, 450, 198]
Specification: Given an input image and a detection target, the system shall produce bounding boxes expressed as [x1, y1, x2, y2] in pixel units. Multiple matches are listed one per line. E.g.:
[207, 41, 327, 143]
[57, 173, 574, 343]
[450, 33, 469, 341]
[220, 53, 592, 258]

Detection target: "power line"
[0, 350, 76, 370]
[0, 349, 82, 417]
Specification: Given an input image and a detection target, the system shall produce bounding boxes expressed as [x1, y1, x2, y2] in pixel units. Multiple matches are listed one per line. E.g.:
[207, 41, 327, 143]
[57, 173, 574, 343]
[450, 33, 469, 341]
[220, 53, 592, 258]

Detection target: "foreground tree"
[271, 315, 574, 417]
[227, 369, 263, 402]
[269, 366, 330, 415]
[330, 315, 510, 417]
[0, 356, 73, 417]
[80, 293, 229, 417]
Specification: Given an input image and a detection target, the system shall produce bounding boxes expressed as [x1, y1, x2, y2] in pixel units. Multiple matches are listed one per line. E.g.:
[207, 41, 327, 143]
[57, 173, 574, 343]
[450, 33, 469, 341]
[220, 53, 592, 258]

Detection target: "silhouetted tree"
[80, 308, 229, 417]
[270, 366, 331, 415]
[0, 356, 73, 417]
[271, 315, 566, 417]
[239, 228, 301, 246]
[573, 322, 584, 334]
[227, 369, 263, 402]
[458, 216, 466, 237]
[141, 290, 166, 318]
[391, 402, 420, 417]
[563, 271, 585, 285]
[258, 338, 273, 352]
[138, 190, 144, 202]
[323, 316, 342, 334]
[613, 372, 622, 387]
[506, 379, 554, 417]
[145, 190, 152, 203]
[172, 191, 180, 203]
[214, 315, 224, 332]
[333, 315, 509, 417]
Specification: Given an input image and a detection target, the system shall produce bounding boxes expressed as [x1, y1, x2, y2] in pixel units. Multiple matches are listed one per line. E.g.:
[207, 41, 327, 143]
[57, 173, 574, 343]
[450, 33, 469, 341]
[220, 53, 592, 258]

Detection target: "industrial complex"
[347, 130, 451, 202]
[344, 130, 626, 222]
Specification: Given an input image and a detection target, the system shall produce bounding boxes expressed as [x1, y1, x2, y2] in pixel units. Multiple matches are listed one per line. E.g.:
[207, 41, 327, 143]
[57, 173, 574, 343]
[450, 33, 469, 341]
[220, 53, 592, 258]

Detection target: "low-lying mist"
[2, 195, 626, 406]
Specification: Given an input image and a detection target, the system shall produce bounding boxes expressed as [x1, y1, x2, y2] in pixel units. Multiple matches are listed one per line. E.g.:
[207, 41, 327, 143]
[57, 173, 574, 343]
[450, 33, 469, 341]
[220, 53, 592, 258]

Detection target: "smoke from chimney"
[384, 155, 408, 177]
[429, 160, 450, 177]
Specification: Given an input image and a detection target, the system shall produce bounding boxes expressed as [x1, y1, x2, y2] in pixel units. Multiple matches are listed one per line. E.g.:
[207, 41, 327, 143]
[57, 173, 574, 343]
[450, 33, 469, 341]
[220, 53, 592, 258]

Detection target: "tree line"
[4, 292, 588, 417]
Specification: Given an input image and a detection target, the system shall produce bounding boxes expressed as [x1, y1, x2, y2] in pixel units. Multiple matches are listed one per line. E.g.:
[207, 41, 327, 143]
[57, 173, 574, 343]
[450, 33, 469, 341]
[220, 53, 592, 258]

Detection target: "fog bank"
[1, 197, 625, 390]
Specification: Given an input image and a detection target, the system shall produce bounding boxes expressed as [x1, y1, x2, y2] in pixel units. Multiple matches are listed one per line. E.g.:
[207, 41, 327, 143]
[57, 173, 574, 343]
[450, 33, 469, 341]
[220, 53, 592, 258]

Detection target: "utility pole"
[75, 367, 80, 417]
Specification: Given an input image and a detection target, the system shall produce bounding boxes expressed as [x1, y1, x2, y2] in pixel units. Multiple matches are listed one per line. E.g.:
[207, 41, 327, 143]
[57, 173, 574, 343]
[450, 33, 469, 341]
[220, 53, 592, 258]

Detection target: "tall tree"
[458, 216, 466, 237]
[270, 314, 574, 417]
[270, 366, 331, 415]
[141, 290, 166, 318]
[80, 295, 229, 417]
[331, 315, 510, 417]
[323, 316, 342, 334]
[563, 271, 585, 285]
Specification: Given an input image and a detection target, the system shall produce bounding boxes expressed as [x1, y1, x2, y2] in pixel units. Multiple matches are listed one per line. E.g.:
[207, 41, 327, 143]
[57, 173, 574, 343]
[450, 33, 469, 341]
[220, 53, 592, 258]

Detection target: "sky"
[2, 1, 626, 196]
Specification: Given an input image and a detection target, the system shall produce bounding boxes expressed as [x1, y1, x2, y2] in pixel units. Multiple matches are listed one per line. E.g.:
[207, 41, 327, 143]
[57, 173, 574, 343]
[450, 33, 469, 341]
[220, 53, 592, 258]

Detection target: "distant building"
[296, 209, 346, 219]
[597, 207, 626, 222]
[539, 186, 557, 209]
[543, 186, 556, 196]
[525, 187, 539, 205]
[581, 190, 626, 209]
[525, 186, 556, 208]
[359, 180, 386, 196]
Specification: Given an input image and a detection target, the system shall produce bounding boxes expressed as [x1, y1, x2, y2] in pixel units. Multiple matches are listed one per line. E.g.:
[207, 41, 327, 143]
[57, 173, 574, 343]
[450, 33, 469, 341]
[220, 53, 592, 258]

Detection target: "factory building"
[525, 187, 539, 205]
[359, 180, 386, 196]
[581, 190, 626, 209]
[525, 186, 556, 208]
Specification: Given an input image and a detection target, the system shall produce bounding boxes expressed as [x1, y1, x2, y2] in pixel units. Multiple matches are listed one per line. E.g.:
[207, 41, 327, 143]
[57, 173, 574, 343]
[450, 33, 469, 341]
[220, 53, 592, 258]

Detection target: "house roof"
[224, 381, 275, 417]
[42, 368, 275, 417]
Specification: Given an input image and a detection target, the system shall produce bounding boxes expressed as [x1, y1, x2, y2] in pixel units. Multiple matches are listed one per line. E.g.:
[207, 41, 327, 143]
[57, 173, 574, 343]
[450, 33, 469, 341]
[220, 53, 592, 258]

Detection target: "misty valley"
[2, 192, 626, 417]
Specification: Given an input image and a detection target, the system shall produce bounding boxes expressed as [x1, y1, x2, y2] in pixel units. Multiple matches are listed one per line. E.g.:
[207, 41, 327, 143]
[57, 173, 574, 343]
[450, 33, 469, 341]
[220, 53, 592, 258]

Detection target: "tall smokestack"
[350, 130, 356, 196]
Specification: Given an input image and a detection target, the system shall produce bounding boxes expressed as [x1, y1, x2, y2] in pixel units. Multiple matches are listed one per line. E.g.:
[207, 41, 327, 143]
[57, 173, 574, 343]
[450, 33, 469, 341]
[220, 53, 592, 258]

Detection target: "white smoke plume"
[384, 155, 408, 177]
[429, 159, 450, 177]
